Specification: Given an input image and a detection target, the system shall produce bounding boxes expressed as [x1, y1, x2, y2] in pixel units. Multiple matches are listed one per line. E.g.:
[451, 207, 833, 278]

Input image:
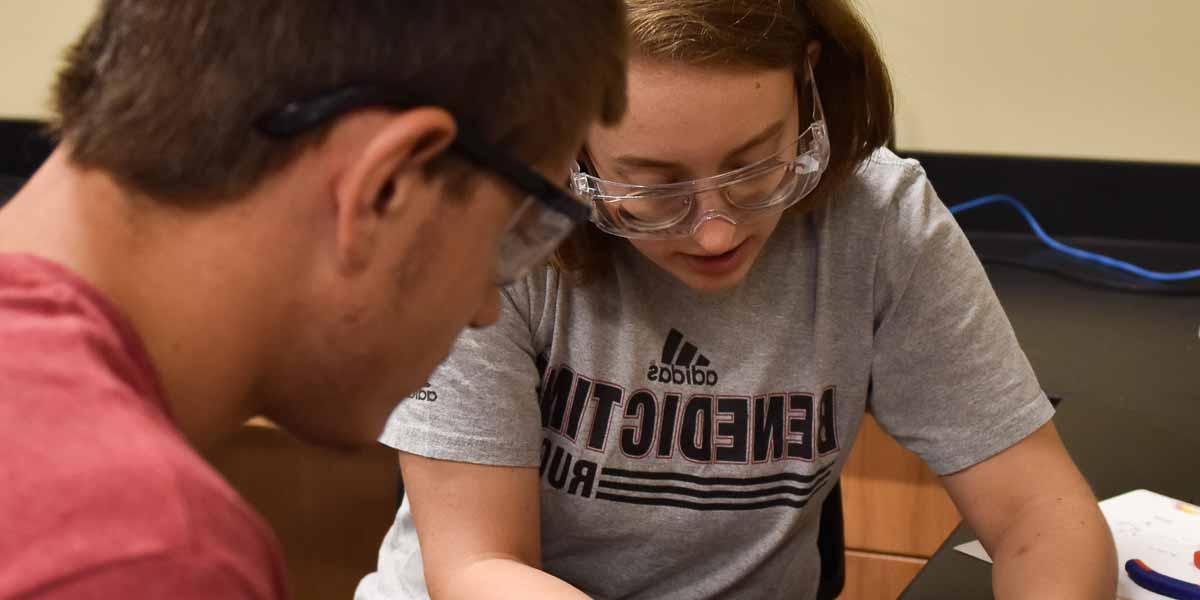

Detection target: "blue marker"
[1125, 559, 1200, 600]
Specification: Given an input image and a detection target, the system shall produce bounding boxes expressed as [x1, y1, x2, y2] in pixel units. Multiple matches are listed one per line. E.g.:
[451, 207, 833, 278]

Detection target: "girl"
[357, 1, 1115, 598]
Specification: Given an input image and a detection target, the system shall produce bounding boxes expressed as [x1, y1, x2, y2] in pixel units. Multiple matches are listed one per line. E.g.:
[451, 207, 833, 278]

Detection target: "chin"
[680, 268, 752, 293]
[275, 415, 381, 451]
[264, 391, 398, 451]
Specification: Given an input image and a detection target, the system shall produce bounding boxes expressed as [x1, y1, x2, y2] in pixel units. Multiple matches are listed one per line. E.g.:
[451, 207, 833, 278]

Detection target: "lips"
[681, 240, 748, 276]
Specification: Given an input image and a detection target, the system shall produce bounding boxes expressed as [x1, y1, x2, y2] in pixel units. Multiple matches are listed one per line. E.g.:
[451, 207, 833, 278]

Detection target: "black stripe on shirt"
[599, 463, 833, 487]
[661, 330, 684, 364]
[597, 471, 831, 500]
[595, 480, 829, 511]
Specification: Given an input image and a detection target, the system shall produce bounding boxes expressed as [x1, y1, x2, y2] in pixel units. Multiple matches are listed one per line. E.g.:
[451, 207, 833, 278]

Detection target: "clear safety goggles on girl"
[571, 61, 830, 240]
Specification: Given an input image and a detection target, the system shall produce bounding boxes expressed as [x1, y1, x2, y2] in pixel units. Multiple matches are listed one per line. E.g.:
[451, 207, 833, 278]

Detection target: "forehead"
[589, 58, 797, 157]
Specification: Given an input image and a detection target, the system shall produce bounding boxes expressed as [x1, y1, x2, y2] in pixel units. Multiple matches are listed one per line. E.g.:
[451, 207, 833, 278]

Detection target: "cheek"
[753, 211, 786, 242]
[627, 239, 698, 282]
[418, 221, 495, 321]
[629, 238, 682, 261]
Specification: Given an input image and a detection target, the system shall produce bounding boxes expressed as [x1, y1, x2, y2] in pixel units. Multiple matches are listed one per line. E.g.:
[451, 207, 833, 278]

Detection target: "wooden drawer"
[840, 550, 927, 600]
[840, 414, 961, 557]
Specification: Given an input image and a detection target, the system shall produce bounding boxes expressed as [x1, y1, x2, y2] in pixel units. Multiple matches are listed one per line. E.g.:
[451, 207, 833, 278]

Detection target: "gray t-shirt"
[356, 149, 1054, 600]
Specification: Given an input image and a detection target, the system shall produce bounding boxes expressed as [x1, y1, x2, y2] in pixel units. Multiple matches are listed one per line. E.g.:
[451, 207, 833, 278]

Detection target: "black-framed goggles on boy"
[571, 60, 830, 240]
[255, 87, 593, 285]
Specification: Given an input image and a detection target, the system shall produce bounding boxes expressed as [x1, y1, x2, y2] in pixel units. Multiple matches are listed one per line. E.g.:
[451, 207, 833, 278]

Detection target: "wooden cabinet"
[841, 551, 927, 600]
[838, 414, 961, 599]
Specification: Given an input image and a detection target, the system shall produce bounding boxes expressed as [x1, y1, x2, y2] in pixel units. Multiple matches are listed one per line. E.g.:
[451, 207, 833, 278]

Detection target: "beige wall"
[861, 0, 1200, 164]
[2, 1, 1198, 164]
[0, 1, 98, 119]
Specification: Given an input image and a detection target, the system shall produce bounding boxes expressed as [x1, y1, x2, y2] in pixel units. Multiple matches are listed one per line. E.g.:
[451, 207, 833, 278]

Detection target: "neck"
[0, 150, 274, 450]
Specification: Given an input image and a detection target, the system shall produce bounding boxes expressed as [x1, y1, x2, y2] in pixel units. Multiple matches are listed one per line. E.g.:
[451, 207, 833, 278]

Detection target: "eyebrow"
[613, 119, 787, 171]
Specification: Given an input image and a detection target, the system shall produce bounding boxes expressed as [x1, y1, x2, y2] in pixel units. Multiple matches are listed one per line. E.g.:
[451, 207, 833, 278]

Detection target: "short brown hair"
[52, 1, 628, 203]
[556, 0, 894, 277]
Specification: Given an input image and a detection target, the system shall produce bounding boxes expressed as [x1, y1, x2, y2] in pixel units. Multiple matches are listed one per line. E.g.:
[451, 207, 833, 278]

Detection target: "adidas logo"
[646, 329, 719, 387]
[409, 383, 438, 402]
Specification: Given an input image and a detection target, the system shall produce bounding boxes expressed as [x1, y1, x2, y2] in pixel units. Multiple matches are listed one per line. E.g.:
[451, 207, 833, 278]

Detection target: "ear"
[332, 107, 457, 274]
[806, 40, 822, 67]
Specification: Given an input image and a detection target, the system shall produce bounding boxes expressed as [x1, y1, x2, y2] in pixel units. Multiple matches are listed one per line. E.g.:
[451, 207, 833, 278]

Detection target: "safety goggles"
[571, 61, 829, 240]
[256, 87, 592, 285]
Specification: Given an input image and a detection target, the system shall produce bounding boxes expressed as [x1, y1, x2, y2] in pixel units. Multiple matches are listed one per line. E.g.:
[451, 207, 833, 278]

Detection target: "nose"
[689, 188, 740, 254]
[469, 286, 502, 328]
[691, 216, 738, 254]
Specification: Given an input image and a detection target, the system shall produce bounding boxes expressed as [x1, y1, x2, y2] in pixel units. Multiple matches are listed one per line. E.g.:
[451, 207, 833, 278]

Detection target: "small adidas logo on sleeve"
[646, 329, 719, 387]
[409, 383, 438, 402]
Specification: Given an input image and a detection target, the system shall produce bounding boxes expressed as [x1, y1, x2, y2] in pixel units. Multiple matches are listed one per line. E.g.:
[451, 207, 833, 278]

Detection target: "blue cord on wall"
[948, 194, 1200, 282]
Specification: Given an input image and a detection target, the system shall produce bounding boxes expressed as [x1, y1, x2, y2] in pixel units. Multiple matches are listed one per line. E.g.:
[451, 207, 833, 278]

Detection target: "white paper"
[951, 489, 1200, 599]
[952, 539, 992, 563]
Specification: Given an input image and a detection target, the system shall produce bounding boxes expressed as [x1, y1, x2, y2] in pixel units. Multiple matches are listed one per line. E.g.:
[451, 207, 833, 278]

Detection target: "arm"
[940, 421, 1117, 599]
[400, 451, 589, 600]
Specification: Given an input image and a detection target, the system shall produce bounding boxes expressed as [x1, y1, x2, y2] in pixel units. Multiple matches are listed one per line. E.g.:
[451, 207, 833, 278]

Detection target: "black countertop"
[901, 238, 1200, 599]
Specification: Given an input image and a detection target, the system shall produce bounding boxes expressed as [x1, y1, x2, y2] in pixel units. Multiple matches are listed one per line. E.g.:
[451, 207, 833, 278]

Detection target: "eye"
[610, 193, 693, 228]
[627, 175, 685, 187]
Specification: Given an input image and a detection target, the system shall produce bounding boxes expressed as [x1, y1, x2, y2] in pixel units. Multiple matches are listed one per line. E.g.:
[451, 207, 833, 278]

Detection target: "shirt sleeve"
[378, 280, 545, 468]
[867, 163, 1055, 476]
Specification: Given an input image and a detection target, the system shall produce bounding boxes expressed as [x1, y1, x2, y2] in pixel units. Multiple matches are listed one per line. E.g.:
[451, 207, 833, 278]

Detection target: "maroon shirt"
[0, 254, 287, 599]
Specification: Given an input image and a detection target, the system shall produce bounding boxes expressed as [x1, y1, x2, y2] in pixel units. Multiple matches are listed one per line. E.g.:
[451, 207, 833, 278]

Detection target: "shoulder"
[829, 148, 934, 218]
[0, 418, 284, 598]
[812, 148, 950, 249]
[0, 255, 162, 398]
[0, 259, 284, 595]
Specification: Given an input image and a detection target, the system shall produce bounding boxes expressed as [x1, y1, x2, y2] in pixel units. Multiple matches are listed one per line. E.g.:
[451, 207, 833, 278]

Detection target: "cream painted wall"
[2, 1, 1198, 164]
[860, 0, 1200, 164]
[0, 1, 98, 119]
